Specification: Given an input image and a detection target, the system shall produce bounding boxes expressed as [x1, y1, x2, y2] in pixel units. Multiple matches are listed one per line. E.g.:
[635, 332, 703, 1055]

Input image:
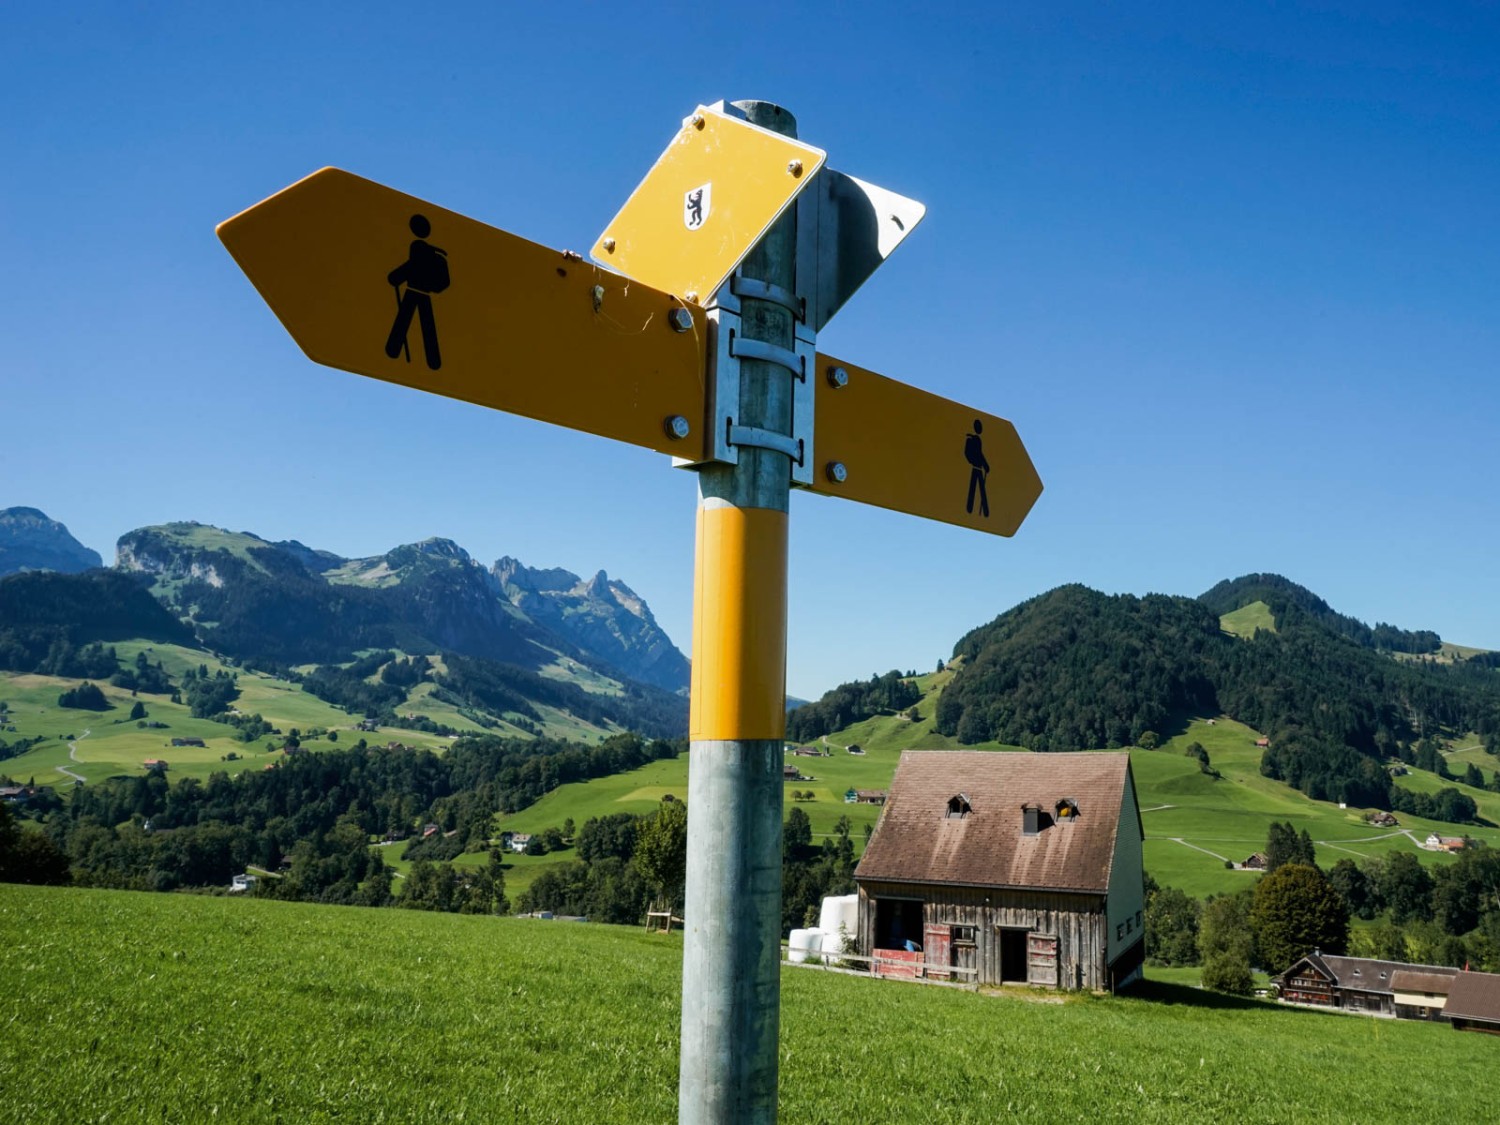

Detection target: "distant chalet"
[1277, 953, 1488, 1024]
[854, 751, 1144, 992]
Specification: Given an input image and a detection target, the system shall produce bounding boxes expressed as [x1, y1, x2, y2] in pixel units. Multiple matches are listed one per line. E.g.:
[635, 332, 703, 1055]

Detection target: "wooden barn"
[854, 751, 1144, 992]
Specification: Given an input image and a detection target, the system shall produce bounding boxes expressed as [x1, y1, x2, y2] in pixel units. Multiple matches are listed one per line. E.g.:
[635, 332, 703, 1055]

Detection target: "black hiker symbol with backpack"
[385, 213, 449, 370]
[964, 419, 990, 518]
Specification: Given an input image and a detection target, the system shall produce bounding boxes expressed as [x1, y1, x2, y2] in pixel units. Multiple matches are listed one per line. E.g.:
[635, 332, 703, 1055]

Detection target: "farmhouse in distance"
[854, 751, 1144, 991]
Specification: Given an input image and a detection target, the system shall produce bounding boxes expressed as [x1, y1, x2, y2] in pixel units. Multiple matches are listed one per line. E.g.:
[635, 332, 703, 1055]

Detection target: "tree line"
[0, 731, 683, 917]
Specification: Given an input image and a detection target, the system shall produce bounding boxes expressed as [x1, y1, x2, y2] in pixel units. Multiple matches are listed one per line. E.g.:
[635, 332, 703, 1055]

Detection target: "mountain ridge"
[0, 507, 103, 576]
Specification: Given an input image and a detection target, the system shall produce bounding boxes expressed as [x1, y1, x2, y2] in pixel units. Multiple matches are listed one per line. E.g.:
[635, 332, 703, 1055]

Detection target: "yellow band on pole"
[690, 502, 788, 742]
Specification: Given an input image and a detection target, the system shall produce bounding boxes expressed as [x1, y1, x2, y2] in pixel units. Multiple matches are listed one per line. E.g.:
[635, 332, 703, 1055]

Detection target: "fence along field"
[1, 884, 1489, 1123]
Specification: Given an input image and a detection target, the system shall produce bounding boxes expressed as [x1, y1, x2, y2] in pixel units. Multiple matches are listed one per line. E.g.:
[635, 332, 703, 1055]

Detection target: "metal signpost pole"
[678, 99, 798, 1124]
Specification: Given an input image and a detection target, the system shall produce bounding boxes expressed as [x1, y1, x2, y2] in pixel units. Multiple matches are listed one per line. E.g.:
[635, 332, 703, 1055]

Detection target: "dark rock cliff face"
[494, 557, 690, 693]
[0, 507, 103, 576]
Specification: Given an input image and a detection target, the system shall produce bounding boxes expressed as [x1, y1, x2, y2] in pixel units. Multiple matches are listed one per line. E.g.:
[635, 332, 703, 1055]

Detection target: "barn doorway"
[873, 898, 925, 950]
[998, 927, 1029, 983]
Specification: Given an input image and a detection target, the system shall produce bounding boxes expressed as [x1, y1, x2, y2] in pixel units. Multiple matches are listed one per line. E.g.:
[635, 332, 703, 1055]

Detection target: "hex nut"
[665, 415, 692, 440]
[826, 365, 849, 389]
[602, 237, 616, 253]
[826, 461, 848, 484]
[668, 308, 693, 333]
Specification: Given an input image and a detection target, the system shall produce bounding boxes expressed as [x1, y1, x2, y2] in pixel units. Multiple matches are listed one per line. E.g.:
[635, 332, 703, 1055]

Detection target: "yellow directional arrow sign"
[218, 168, 709, 459]
[592, 104, 826, 303]
[807, 355, 1043, 536]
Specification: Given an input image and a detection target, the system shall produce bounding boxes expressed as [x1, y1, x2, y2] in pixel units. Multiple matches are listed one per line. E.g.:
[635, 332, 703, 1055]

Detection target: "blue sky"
[5, 3, 1497, 699]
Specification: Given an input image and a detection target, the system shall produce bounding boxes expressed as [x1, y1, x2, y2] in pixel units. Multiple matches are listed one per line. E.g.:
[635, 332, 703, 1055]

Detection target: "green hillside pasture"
[1143, 718, 1500, 897]
[1394, 642, 1495, 666]
[495, 744, 920, 847]
[800, 664, 1027, 757]
[1444, 736, 1500, 780]
[0, 671, 275, 786]
[0, 645, 479, 789]
[2, 885, 1490, 1124]
[1219, 600, 1277, 638]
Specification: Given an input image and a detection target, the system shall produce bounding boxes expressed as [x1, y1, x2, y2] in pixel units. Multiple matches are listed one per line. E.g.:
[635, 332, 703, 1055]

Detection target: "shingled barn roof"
[854, 751, 1134, 894]
[1389, 969, 1457, 995]
[1445, 971, 1500, 1024]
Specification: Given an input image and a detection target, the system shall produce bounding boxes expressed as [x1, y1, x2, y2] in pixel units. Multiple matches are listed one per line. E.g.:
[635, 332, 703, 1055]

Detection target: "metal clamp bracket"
[729, 275, 804, 321]
[672, 306, 817, 486]
[727, 423, 802, 464]
[728, 329, 805, 382]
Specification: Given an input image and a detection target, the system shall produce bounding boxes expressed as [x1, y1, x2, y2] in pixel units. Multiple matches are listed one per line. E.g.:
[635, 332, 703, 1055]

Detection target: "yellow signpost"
[591, 104, 826, 304]
[807, 354, 1043, 536]
[220, 101, 1043, 1125]
[218, 167, 709, 459]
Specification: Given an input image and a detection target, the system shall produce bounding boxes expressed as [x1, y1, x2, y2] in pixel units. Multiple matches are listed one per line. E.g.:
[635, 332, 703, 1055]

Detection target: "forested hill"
[795, 578, 1500, 816]
[1200, 573, 1441, 654]
[0, 569, 194, 676]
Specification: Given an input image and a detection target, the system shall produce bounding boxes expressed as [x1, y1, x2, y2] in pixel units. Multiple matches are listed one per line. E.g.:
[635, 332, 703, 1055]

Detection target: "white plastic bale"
[788, 927, 825, 964]
[818, 893, 858, 939]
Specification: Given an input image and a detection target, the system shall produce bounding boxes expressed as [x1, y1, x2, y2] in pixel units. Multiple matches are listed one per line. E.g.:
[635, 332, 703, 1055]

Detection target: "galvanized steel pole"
[678, 99, 798, 1124]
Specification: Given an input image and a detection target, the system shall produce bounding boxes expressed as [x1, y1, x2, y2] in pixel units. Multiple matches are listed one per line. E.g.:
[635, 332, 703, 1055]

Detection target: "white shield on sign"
[684, 182, 711, 230]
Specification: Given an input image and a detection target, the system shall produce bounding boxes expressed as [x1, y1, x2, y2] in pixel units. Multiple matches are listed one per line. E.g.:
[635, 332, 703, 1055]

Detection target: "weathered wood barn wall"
[856, 882, 1113, 989]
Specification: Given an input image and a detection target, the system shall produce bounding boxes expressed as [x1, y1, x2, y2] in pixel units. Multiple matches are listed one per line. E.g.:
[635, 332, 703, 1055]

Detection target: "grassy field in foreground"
[2, 885, 1491, 1124]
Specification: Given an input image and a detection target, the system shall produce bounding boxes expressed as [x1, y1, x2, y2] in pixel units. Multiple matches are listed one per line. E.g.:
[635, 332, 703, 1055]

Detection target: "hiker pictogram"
[964, 419, 990, 518]
[385, 213, 449, 370]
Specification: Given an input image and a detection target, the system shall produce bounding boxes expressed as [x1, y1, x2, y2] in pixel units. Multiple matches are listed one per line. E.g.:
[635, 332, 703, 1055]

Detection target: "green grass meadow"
[1218, 601, 1277, 638]
[0, 642, 628, 791]
[2, 884, 1491, 1124]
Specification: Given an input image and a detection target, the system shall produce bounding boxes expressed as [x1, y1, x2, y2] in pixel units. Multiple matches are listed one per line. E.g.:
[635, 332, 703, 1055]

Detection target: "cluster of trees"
[179, 665, 240, 718]
[1147, 861, 1351, 995]
[110, 651, 174, 694]
[301, 650, 409, 717]
[0, 801, 70, 884]
[400, 851, 508, 915]
[786, 670, 921, 742]
[518, 800, 686, 924]
[57, 682, 110, 711]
